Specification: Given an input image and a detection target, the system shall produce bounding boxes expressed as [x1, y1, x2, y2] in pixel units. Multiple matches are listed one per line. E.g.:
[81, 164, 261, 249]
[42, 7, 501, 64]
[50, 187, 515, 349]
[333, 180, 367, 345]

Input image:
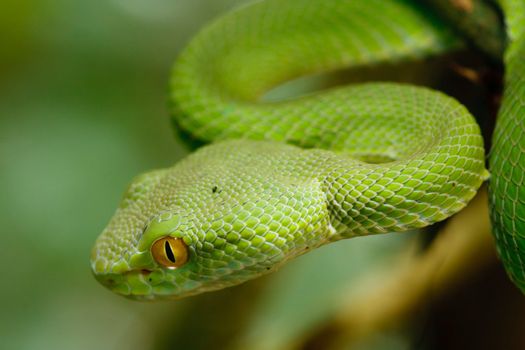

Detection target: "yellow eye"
[151, 237, 188, 269]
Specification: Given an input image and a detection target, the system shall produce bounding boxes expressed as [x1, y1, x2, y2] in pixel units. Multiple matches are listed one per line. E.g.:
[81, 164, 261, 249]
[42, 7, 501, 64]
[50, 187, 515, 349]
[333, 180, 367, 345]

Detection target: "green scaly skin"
[91, 0, 492, 300]
[489, 0, 525, 292]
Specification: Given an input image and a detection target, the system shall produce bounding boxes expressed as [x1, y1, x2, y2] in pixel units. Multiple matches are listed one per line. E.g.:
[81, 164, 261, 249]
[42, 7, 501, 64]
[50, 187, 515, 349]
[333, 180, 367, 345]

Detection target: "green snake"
[91, 0, 524, 299]
[490, 0, 525, 292]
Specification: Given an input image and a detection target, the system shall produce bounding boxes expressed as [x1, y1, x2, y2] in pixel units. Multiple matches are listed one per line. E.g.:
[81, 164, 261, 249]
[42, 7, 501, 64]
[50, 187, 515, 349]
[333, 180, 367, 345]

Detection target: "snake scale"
[91, 0, 524, 299]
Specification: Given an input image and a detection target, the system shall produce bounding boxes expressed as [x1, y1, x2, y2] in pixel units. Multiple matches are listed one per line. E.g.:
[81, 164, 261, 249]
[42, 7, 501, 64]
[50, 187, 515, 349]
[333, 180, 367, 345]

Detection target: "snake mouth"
[93, 269, 156, 299]
[94, 267, 197, 300]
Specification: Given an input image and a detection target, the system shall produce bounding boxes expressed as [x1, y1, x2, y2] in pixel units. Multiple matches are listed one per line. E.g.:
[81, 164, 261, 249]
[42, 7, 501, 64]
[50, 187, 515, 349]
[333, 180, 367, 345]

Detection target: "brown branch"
[424, 0, 506, 62]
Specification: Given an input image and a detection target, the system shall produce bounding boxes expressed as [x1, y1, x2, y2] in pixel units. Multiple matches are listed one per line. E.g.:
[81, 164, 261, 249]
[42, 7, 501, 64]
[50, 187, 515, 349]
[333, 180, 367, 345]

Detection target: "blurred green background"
[2, 1, 525, 349]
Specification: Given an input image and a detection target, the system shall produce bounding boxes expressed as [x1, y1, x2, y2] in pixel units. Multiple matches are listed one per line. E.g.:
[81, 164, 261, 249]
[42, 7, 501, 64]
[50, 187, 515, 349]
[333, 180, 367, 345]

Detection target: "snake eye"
[151, 237, 188, 269]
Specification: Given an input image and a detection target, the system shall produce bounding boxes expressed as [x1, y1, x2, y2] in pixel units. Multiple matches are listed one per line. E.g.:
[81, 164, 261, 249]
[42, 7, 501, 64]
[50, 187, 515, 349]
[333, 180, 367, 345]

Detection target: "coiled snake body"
[91, 0, 524, 299]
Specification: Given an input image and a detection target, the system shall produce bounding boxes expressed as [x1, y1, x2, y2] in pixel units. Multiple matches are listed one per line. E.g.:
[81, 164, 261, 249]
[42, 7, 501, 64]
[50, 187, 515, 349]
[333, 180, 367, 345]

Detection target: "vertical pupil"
[164, 240, 176, 263]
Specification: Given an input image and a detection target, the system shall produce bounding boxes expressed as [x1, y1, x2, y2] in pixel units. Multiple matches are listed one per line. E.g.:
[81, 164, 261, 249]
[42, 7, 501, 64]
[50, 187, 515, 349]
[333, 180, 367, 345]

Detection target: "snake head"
[92, 207, 291, 300]
[91, 143, 332, 300]
[89, 168, 207, 300]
